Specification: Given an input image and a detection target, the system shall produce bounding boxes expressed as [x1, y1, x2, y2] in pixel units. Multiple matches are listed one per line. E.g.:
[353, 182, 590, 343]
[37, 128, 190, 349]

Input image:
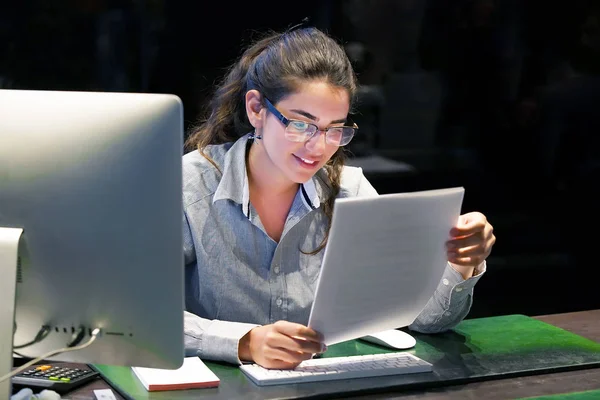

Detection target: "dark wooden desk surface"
[65, 309, 600, 400]
[353, 309, 600, 400]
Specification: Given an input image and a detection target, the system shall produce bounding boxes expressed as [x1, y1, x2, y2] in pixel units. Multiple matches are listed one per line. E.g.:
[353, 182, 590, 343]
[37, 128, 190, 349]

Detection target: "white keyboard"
[240, 352, 433, 386]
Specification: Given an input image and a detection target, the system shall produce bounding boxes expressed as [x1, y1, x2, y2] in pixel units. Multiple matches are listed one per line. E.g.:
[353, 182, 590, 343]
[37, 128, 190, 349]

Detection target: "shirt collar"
[213, 133, 321, 217]
[299, 175, 320, 211]
[212, 133, 249, 206]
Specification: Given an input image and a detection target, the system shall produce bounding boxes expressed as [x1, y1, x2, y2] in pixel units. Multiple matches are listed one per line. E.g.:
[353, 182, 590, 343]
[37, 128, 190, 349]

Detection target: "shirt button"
[442, 278, 450, 286]
[276, 298, 283, 307]
[273, 266, 280, 274]
[455, 287, 463, 292]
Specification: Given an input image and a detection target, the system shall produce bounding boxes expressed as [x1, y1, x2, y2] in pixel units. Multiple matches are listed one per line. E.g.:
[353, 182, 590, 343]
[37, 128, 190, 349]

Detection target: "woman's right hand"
[239, 320, 326, 369]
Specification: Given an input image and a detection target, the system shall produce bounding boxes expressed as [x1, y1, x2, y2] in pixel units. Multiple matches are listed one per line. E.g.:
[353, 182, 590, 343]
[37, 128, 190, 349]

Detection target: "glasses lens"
[285, 120, 316, 142]
[325, 127, 344, 145]
[287, 120, 310, 133]
[327, 127, 355, 146]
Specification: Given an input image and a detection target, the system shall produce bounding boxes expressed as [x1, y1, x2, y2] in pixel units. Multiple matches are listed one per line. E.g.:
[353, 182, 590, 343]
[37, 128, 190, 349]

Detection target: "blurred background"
[2, 0, 599, 319]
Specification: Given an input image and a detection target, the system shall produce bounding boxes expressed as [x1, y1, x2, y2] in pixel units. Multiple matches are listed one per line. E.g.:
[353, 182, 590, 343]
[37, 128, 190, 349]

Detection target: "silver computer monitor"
[0, 89, 185, 395]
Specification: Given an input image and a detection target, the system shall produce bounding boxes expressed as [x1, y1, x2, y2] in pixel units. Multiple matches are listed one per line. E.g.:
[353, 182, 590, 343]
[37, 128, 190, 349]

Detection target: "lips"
[292, 154, 319, 169]
[293, 154, 320, 166]
[299, 157, 316, 165]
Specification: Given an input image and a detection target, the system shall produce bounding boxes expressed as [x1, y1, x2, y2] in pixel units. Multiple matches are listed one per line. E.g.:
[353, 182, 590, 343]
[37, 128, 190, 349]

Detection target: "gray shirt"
[183, 133, 485, 365]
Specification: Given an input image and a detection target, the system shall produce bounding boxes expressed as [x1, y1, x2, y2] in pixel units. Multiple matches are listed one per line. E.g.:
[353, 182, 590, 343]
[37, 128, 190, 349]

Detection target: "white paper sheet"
[307, 187, 465, 345]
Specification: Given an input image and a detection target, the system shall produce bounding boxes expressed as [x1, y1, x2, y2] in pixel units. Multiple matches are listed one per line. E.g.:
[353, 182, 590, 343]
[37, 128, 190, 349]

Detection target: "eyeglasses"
[264, 98, 358, 146]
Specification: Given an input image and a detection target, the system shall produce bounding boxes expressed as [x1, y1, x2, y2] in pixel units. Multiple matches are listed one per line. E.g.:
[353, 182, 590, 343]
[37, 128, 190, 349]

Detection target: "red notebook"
[131, 357, 220, 391]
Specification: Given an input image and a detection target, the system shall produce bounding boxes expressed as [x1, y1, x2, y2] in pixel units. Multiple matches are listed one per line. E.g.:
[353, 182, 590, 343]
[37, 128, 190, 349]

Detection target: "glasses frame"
[263, 97, 358, 146]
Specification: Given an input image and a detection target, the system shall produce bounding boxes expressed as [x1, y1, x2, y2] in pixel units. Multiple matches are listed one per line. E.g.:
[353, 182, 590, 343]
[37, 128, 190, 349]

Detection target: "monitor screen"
[0, 89, 185, 394]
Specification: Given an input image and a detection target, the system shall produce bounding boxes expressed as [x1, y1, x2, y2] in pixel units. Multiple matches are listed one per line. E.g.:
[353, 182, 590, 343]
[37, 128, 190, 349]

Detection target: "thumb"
[451, 212, 480, 236]
[458, 213, 472, 226]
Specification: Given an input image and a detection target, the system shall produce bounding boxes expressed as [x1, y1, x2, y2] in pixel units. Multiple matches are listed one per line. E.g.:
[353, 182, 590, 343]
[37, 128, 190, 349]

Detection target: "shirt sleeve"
[409, 261, 486, 333]
[182, 210, 196, 265]
[182, 210, 259, 365]
[184, 311, 259, 365]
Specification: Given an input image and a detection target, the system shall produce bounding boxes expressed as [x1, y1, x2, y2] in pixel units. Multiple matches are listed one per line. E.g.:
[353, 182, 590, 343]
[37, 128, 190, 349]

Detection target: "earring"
[249, 131, 262, 140]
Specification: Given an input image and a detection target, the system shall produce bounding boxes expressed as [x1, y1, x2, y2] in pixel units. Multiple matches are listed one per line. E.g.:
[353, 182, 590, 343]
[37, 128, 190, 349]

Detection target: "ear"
[245, 90, 264, 129]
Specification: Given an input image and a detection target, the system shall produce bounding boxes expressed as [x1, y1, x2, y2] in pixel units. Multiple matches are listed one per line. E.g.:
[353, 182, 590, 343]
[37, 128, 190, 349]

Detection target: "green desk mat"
[92, 314, 600, 400]
[520, 389, 600, 400]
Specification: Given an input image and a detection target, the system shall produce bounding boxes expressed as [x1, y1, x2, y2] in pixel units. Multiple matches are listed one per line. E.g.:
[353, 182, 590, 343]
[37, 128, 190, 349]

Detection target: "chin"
[288, 170, 315, 184]
[290, 175, 311, 184]
[284, 159, 321, 184]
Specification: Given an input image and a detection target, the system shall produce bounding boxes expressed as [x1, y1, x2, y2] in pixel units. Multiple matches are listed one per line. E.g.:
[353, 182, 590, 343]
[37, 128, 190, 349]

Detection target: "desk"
[67, 310, 600, 400]
[356, 309, 600, 400]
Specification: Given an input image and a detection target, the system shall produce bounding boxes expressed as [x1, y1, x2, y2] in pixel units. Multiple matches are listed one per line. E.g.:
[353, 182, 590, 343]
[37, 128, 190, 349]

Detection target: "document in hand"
[308, 187, 465, 345]
[131, 357, 219, 391]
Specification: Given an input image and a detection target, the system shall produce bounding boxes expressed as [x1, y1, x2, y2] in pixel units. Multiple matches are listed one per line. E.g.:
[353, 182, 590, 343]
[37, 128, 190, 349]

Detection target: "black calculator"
[11, 364, 100, 394]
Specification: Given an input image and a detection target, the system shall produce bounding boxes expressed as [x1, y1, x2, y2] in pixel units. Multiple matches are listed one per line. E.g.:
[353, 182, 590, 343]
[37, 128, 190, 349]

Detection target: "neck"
[247, 141, 299, 197]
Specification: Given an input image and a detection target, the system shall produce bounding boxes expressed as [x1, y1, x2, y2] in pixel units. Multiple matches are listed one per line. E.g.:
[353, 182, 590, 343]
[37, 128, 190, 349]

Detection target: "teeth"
[300, 157, 316, 165]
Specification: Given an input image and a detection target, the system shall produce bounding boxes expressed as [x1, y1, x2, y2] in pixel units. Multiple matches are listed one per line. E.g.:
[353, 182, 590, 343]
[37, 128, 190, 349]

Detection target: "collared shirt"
[183, 133, 485, 365]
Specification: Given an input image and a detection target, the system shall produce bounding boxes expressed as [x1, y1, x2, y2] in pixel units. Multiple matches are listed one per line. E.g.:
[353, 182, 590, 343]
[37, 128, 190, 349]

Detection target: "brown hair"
[185, 27, 358, 253]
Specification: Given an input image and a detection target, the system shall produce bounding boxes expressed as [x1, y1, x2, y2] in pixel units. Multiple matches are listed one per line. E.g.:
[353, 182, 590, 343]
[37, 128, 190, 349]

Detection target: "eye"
[327, 127, 344, 140]
[288, 120, 310, 132]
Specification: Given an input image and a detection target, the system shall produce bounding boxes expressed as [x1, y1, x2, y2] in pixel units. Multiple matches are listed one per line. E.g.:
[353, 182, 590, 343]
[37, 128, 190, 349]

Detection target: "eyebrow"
[289, 108, 347, 125]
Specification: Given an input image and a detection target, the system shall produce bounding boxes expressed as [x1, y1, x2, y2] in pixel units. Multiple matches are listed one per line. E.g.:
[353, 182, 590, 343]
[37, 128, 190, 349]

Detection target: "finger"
[451, 213, 486, 237]
[293, 336, 326, 354]
[264, 346, 314, 365]
[488, 229, 497, 248]
[446, 233, 483, 251]
[280, 336, 324, 354]
[448, 246, 491, 266]
[456, 227, 495, 255]
[261, 358, 301, 370]
[266, 329, 324, 354]
[448, 244, 482, 258]
[273, 320, 324, 343]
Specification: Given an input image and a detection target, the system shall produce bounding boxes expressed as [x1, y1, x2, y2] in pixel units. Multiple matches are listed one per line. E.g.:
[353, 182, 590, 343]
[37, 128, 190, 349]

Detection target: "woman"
[182, 26, 495, 369]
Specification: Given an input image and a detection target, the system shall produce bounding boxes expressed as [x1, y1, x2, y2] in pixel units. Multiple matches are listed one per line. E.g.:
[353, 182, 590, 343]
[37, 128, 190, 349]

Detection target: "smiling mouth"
[295, 155, 318, 165]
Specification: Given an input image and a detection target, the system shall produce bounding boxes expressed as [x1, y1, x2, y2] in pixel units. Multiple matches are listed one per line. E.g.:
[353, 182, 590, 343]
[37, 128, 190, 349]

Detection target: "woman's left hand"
[446, 212, 496, 274]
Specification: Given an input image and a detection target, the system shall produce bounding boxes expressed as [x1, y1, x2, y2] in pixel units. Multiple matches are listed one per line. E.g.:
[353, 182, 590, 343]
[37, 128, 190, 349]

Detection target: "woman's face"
[257, 81, 351, 185]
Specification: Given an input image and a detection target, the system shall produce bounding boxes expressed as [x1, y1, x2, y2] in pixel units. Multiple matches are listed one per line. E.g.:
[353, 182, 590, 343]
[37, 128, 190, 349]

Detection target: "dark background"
[2, 0, 599, 319]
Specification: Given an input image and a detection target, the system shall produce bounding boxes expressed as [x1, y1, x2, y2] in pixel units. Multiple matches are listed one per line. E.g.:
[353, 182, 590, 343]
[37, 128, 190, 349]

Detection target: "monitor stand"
[0, 227, 24, 399]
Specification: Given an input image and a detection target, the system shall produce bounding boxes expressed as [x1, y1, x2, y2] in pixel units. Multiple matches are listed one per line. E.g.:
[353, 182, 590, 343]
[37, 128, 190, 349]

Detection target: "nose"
[304, 130, 327, 154]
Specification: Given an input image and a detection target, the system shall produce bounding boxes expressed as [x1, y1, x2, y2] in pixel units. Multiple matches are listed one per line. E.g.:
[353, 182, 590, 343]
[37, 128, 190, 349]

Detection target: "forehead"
[277, 81, 350, 119]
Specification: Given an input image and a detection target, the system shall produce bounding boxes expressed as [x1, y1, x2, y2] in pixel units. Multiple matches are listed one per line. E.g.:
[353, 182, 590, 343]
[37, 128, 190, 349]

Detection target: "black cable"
[66, 325, 87, 348]
[1, 328, 102, 383]
[12, 324, 92, 371]
[13, 325, 51, 349]
[12, 351, 27, 359]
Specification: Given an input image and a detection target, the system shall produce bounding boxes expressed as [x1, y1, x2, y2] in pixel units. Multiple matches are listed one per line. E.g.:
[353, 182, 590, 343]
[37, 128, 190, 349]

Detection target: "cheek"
[275, 139, 304, 158]
[264, 135, 296, 162]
